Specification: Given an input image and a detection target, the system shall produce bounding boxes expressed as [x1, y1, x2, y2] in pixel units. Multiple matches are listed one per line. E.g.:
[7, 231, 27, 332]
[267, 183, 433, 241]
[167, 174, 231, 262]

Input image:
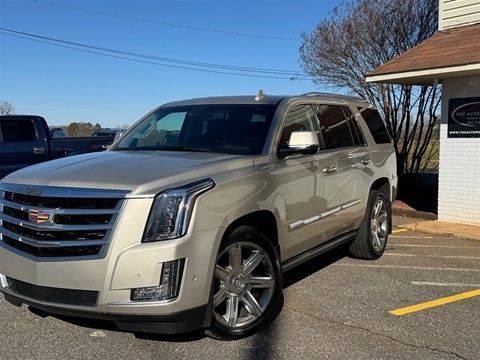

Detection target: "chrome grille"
[4, 191, 119, 209]
[0, 183, 129, 260]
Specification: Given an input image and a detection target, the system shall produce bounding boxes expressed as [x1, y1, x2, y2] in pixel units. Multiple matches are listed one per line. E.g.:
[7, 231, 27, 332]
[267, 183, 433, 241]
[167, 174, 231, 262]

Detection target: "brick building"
[366, 0, 480, 225]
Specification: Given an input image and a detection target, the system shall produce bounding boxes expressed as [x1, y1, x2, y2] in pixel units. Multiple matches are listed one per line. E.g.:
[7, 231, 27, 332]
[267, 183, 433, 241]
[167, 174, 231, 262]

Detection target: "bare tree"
[299, 0, 440, 187]
[0, 100, 15, 115]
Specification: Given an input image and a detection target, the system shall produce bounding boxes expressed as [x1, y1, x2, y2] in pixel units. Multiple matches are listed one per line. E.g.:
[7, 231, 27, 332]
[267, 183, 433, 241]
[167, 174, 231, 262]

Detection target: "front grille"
[3, 236, 102, 257]
[6, 277, 98, 306]
[3, 222, 106, 241]
[4, 191, 119, 209]
[3, 206, 29, 221]
[0, 184, 129, 260]
[54, 214, 111, 225]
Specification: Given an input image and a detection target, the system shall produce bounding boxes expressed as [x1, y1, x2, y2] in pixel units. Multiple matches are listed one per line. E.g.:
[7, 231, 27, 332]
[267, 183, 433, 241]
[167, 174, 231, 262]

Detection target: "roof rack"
[302, 92, 331, 97]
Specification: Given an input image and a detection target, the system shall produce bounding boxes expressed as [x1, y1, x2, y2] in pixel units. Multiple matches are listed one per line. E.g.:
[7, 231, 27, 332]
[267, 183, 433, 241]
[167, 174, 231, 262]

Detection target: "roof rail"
[302, 92, 330, 97]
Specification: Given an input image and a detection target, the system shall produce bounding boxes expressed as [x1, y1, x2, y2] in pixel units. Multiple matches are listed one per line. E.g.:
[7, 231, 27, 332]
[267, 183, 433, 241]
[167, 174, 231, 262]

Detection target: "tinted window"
[344, 107, 366, 146]
[0, 120, 37, 142]
[359, 107, 391, 144]
[113, 104, 276, 155]
[315, 105, 354, 149]
[279, 104, 318, 148]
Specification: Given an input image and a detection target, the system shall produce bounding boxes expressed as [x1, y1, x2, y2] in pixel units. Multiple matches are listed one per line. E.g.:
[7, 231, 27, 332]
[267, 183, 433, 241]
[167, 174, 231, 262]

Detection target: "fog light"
[131, 259, 185, 302]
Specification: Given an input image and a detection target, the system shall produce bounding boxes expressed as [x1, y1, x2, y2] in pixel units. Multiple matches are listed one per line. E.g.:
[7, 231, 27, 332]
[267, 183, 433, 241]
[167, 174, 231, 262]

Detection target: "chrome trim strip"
[288, 199, 362, 231]
[0, 214, 115, 231]
[0, 183, 130, 199]
[0, 198, 120, 215]
[1, 227, 108, 248]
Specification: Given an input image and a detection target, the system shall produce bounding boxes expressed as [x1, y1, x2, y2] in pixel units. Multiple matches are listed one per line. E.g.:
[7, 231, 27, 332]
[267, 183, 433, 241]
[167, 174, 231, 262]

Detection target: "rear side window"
[359, 107, 391, 144]
[0, 120, 37, 142]
[314, 105, 355, 149]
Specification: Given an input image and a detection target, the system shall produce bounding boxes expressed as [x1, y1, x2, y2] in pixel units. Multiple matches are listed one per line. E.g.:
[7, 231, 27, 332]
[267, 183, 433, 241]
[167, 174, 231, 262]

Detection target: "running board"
[282, 232, 357, 272]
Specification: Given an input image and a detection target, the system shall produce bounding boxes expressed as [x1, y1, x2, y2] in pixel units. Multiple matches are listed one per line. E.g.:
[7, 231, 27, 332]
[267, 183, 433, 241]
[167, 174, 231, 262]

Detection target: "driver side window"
[279, 104, 318, 147]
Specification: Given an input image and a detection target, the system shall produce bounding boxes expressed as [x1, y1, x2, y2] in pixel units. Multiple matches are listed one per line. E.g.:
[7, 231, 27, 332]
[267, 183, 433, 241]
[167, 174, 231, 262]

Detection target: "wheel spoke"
[378, 226, 387, 239]
[241, 291, 263, 317]
[213, 285, 229, 308]
[215, 264, 229, 282]
[374, 202, 382, 218]
[243, 250, 265, 275]
[377, 211, 388, 224]
[228, 243, 243, 271]
[372, 231, 381, 249]
[225, 296, 239, 327]
[249, 276, 275, 289]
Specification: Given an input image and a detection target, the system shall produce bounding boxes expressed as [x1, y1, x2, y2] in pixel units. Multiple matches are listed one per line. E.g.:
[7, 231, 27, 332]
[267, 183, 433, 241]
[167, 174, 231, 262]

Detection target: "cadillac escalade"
[0, 92, 397, 339]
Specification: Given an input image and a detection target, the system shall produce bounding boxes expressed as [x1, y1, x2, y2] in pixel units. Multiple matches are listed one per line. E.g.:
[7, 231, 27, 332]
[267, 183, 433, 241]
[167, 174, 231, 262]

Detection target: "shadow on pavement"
[27, 306, 205, 342]
[283, 244, 349, 289]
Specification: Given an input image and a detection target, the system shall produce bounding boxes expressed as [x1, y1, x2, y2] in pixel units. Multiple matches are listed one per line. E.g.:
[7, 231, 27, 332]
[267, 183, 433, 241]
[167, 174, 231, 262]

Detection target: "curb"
[392, 208, 438, 221]
[392, 204, 480, 242]
[399, 221, 480, 242]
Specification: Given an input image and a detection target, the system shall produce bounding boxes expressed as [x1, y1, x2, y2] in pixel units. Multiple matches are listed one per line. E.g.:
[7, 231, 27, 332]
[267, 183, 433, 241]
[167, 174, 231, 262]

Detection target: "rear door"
[0, 118, 49, 178]
[314, 104, 373, 233]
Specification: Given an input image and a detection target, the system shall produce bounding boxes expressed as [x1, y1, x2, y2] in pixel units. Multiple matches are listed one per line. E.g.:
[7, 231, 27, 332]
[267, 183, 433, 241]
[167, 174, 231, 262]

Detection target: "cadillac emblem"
[29, 209, 54, 224]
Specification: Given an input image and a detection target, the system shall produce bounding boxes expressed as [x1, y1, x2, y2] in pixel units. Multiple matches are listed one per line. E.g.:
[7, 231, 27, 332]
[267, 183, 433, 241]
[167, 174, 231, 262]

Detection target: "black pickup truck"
[0, 115, 114, 179]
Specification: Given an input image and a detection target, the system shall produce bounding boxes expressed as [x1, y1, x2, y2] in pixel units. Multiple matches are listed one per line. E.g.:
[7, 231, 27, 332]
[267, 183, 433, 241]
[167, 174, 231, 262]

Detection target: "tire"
[205, 226, 283, 340]
[349, 185, 391, 260]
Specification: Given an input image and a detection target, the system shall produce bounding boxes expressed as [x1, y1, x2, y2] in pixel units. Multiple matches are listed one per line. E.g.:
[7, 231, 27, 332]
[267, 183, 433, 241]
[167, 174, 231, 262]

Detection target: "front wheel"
[349, 186, 391, 260]
[206, 226, 283, 340]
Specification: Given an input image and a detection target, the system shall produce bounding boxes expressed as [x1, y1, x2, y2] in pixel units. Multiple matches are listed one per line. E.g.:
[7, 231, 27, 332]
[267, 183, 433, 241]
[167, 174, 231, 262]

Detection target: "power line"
[30, 0, 300, 42]
[0, 28, 312, 80]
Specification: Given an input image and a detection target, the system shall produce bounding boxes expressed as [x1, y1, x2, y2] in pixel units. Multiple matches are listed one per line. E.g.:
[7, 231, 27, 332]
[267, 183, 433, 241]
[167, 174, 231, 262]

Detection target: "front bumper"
[2, 291, 209, 334]
[0, 224, 222, 334]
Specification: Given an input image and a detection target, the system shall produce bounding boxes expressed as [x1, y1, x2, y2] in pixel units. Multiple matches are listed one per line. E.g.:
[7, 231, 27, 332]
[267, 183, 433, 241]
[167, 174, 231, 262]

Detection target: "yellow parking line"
[392, 228, 408, 233]
[390, 289, 480, 316]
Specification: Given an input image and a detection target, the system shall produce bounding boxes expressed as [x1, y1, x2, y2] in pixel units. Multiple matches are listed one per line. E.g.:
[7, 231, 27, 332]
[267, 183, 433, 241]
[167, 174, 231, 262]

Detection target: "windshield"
[111, 104, 276, 155]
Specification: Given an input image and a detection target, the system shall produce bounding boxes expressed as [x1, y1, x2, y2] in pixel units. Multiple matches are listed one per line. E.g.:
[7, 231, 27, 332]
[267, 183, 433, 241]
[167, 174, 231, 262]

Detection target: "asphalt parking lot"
[1, 216, 479, 360]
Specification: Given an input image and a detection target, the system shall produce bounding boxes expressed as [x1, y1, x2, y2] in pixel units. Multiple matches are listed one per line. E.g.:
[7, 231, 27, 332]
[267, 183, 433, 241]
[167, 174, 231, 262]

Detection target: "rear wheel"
[349, 186, 390, 260]
[206, 226, 283, 340]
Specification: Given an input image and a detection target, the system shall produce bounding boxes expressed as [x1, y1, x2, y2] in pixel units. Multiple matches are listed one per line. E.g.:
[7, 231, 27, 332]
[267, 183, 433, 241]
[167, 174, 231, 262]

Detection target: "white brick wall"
[438, 76, 480, 225]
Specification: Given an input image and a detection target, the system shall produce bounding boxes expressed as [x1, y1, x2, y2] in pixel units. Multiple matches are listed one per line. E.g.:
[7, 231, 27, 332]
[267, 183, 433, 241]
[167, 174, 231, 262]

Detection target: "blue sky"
[0, 0, 341, 128]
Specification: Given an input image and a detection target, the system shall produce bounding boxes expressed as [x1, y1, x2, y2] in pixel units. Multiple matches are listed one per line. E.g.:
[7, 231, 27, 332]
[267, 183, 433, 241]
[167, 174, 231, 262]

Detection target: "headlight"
[142, 179, 214, 242]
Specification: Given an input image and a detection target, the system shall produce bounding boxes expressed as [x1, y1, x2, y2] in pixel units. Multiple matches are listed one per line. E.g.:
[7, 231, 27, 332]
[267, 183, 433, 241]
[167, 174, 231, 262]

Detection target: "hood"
[3, 151, 254, 197]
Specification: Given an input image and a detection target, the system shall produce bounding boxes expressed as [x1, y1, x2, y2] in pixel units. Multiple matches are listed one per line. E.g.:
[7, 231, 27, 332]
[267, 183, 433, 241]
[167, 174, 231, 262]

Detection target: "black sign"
[448, 97, 480, 138]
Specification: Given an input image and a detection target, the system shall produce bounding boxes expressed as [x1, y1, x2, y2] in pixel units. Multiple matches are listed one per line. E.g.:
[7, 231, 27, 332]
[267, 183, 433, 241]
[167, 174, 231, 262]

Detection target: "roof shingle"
[367, 23, 480, 77]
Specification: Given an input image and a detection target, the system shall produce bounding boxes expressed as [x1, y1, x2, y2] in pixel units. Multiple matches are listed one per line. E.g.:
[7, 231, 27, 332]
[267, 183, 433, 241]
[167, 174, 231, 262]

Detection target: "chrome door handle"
[323, 165, 337, 174]
[33, 147, 46, 155]
[360, 158, 371, 165]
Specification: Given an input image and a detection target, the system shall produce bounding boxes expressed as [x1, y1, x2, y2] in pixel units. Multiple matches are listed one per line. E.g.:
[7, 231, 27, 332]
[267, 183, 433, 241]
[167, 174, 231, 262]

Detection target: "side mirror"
[278, 131, 320, 158]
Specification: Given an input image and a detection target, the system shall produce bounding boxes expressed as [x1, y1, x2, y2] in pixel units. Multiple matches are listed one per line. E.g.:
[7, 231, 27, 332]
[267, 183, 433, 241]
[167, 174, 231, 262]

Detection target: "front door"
[277, 104, 339, 261]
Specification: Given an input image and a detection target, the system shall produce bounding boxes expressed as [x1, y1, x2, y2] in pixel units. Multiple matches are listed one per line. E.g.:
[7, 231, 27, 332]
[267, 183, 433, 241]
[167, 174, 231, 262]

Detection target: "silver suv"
[0, 92, 397, 339]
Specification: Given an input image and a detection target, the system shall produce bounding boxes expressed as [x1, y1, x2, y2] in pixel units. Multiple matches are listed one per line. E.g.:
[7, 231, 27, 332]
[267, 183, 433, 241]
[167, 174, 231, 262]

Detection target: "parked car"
[0, 115, 115, 179]
[49, 127, 68, 138]
[0, 92, 397, 339]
